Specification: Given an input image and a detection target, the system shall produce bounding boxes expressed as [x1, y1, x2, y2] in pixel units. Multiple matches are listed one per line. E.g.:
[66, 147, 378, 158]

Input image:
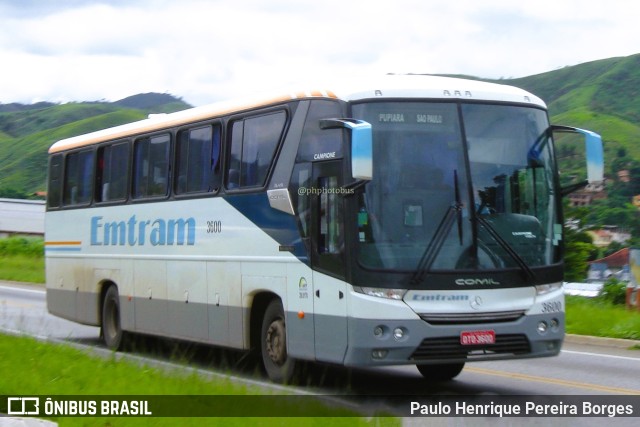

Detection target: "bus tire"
[417, 362, 465, 381]
[260, 299, 296, 383]
[102, 285, 125, 350]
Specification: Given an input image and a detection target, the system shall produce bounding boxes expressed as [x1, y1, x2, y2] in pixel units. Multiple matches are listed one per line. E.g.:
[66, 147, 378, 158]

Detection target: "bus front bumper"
[342, 312, 564, 366]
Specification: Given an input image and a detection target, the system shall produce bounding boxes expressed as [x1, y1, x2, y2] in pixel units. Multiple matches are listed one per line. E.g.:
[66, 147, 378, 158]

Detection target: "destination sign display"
[353, 102, 458, 133]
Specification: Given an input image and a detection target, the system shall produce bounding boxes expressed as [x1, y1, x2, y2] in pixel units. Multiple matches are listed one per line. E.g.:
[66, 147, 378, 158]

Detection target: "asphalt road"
[2, 281, 639, 424]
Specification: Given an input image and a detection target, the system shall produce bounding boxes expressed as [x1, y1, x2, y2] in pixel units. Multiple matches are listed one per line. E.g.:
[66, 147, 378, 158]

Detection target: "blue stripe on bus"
[45, 248, 82, 252]
[223, 193, 309, 264]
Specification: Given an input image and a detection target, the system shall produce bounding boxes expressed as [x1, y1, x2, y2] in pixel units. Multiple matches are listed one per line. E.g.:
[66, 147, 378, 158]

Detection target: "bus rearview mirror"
[552, 125, 604, 195]
[319, 119, 373, 180]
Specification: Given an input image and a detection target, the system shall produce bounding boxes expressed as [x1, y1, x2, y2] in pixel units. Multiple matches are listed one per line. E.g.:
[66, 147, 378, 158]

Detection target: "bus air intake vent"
[410, 334, 531, 360]
[418, 310, 525, 325]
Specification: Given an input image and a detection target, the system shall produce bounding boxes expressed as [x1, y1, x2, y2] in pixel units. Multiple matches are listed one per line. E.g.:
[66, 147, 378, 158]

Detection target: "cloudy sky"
[0, 0, 637, 106]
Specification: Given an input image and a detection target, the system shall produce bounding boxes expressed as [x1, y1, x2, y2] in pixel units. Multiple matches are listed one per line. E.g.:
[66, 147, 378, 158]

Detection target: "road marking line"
[0, 285, 45, 295]
[0, 301, 37, 308]
[465, 366, 640, 395]
[562, 349, 640, 362]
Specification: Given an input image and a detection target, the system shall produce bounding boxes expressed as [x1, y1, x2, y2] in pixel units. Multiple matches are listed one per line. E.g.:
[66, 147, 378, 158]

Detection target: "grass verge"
[565, 295, 640, 341]
[0, 237, 45, 283]
[0, 334, 398, 427]
[0, 255, 44, 283]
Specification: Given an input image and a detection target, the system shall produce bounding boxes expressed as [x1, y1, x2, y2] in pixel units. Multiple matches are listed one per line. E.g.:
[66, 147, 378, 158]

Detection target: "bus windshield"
[352, 102, 559, 273]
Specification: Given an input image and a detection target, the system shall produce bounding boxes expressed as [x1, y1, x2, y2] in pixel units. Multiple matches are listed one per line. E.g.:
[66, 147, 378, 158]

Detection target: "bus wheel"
[102, 286, 125, 350]
[417, 363, 465, 381]
[261, 299, 296, 383]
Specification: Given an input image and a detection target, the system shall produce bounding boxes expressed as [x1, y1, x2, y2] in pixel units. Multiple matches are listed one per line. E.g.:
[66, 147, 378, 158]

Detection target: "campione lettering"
[313, 152, 337, 160]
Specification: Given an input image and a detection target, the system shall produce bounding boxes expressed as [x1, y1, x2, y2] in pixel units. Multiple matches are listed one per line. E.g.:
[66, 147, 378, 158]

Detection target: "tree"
[584, 200, 639, 236]
[603, 241, 625, 258]
[0, 187, 28, 199]
[563, 228, 597, 282]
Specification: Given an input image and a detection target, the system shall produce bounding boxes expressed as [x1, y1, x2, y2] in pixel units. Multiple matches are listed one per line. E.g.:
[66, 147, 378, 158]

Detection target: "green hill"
[497, 54, 640, 176]
[1, 57, 640, 196]
[113, 93, 190, 113]
[0, 103, 124, 138]
[0, 94, 191, 194]
[507, 55, 640, 121]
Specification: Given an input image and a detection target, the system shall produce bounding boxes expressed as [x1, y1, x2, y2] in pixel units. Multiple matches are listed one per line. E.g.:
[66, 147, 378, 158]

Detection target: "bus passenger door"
[311, 160, 348, 363]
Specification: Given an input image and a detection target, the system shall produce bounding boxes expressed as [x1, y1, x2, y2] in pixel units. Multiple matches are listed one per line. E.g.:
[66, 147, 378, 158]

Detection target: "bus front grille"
[418, 310, 525, 325]
[410, 334, 531, 360]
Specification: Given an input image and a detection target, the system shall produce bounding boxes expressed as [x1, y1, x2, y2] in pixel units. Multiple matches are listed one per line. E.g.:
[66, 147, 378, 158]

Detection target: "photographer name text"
[410, 400, 634, 417]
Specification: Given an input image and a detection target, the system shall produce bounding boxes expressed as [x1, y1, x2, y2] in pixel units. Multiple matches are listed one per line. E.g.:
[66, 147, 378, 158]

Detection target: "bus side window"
[96, 141, 129, 202]
[318, 175, 343, 255]
[133, 134, 170, 199]
[291, 163, 312, 239]
[227, 111, 286, 189]
[63, 149, 94, 206]
[47, 154, 63, 209]
[176, 124, 221, 194]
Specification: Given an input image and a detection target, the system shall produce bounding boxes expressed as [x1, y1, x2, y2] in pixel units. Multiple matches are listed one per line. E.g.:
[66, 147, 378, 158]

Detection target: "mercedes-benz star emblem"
[470, 296, 483, 310]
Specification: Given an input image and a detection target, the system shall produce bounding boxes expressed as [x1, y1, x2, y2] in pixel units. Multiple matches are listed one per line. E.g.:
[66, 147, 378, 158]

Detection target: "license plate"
[460, 330, 495, 345]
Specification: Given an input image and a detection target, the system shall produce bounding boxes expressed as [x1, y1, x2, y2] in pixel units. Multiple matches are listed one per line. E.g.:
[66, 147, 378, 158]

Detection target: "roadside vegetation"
[566, 279, 640, 341]
[0, 236, 44, 283]
[0, 333, 397, 426]
[0, 237, 637, 425]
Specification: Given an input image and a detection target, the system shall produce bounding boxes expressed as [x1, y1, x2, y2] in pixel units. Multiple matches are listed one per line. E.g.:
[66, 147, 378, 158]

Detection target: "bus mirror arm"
[561, 180, 588, 197]
[319, 118, 366, 130]
[339, 179, 368, 197]
[319, 118, 373, 181]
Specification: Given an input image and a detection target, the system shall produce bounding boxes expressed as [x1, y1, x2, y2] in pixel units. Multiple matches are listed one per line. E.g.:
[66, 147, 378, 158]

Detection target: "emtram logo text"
[90, 215, 196, 246]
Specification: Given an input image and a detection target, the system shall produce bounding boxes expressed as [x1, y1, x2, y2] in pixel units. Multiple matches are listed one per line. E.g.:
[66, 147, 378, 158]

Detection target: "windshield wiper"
[475, 215, 537, 283]
[527, 128, 550, 166]
[410, 171, 463, 285]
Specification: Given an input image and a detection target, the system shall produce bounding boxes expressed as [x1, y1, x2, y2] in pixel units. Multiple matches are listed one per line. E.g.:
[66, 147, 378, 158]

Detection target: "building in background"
[587, 226, 632, 248]
[567, 180, 607, 207]
[0, 198, 45, 237]
[587, 248, 630, 283]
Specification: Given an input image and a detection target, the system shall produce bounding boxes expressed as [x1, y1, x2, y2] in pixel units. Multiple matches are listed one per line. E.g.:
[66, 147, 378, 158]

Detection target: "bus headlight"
[354, 287, 407, 300]
[535, 282, 562, 296]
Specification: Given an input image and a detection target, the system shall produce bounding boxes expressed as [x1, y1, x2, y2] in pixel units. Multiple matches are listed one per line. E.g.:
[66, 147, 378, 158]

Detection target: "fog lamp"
[537, 321, 548, 334]
[372, 349, 388, 359]
[393, 327, 405, 340]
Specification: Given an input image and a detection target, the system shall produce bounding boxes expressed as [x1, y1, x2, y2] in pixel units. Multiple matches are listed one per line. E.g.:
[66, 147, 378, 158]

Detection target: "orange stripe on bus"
[45, 241, 82, 246]
[48, 90, 341, 154]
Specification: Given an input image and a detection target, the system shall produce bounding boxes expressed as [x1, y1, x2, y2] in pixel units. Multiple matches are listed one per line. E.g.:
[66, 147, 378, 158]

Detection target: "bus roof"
[337, 74, 545, 106]
[49, 74, 545, 154]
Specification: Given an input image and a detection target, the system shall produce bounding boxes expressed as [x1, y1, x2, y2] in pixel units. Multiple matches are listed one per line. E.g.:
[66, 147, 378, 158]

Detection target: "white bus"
[46, 75, 603, 383]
